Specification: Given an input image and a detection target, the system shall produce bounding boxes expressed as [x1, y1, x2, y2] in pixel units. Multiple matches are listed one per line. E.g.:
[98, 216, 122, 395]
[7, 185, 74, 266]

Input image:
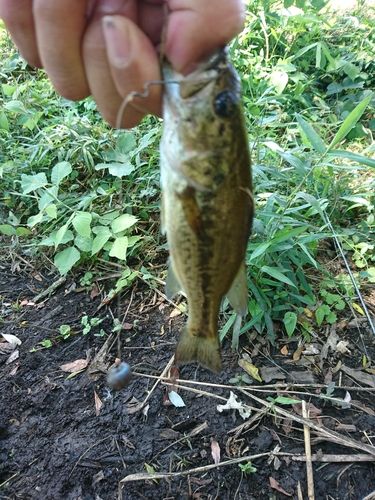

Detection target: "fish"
[160, 48, 253, 374]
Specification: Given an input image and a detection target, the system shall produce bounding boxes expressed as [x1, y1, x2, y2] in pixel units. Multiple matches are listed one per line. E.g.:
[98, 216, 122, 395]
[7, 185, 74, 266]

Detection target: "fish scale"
[160, 49, 253, 373]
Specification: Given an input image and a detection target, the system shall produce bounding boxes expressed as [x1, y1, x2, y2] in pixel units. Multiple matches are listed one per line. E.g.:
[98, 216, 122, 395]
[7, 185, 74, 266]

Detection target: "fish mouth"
[162, 47, 230, 101]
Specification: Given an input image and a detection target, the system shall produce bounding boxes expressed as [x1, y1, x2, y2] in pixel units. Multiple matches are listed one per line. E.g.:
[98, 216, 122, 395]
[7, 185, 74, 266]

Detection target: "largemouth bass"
[160, 49, 253, 373]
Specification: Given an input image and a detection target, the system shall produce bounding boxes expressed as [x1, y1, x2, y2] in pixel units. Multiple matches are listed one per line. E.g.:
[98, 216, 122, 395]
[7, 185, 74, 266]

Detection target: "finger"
[0, 0, 41, 67]
[83, 15, 162, 128]
[166, 0, 246, 74]
[33, 0, 90, 100]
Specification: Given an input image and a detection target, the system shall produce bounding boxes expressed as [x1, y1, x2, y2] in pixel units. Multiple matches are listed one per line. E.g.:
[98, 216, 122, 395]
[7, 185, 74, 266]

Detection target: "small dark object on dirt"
[107, 362, 132, 390]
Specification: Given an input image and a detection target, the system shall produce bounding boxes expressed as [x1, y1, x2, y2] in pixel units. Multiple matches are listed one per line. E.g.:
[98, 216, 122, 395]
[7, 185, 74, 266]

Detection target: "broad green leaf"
[39, 230, 74, 247]
[4, 100, 27, 114]
[270, 70, 288, 94]
[2, 83, 16, 96]
[284, 0, 294, 7]
[54, 247, 81, 275]
[55, 223, 70, 249]
[95, 161, 135, 178]
[261, 266, 297, 288]
[45, 204, 57, 219]
[296, 114, 326, 155]
[283, 311, 297, 337]
[75, 235, 92, 252]
[91, 231, 112, 255]
[72, 211, 92, 238]
[127, 235, 142, 247]
[0, 111, 9, 131]
[51, 161, 72, 185]
[16, 227, 32, 236]
[21, 172, 48, 194]
[326, 82, 343, 96]
[38, 187, 58, 210]
[315, 304, 330, 327]
[0, 224, 16, 236]
[91, 228, 112, 255]
[327, 93, 373, 151]
[109, 236, 128, 260]
[23, 111, 43, 130]
[27, 211, 44, 227]
[111, 214, 138, 233]
[274, 396, 301, 405]
[116, 132, 136, 154]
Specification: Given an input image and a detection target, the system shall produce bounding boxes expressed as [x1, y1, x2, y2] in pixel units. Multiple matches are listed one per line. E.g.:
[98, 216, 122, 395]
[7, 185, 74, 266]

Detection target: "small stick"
[32, 275, 66, 303]
[120, 452, 272, 483]
[362, 491, 375, 500]
[140, 355, 175, 409]
[302, 400, 315, 500]
[240, 389, 375, 456]
[292, 454, 375, 462]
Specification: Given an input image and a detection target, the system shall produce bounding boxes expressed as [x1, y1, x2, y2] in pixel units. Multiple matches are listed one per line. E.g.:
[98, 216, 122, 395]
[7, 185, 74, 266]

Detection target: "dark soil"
[1, 261, 375, 500]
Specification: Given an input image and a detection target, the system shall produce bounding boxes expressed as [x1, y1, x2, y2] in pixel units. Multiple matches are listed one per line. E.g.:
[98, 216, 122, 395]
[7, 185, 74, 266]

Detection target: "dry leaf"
[9, 363, 19, 376]
[321, 330, 339, 359]
[60, 359, 88, 373]
[94, 390, 103, 416]
[293, 346, 304, 361]
[324, 368, 333, 385]
[217, 391, 251, 419]
[169, 308, 182, 318]
[90, 284, 100, 299]
[33, 273, 43, 281]
[125, 396, 144, 414]
[341, 365, 375, 388]
[260, 366, 286, 383]
[280, 345, 288, 355]
[0, 342, 17, 354]
[352, 303, 365, 315]
[269, 477, 292, 496]
[292, 401, 321, 417]
[92, 470, 104, 485]
[303, 344, 320, 355]
[336, 341, 350, 354]
[211, 440, 220, 465]
[282, 417, 293, 436]
[1, 333, 22, 346]
[238, 358, 262, 382]
[190, 477, 213, 486]
[159, 429, 181, 440]
[6, 349, 19, 364]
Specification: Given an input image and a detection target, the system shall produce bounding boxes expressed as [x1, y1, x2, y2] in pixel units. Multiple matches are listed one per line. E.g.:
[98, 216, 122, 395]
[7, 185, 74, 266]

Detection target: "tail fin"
[175, 327, 222, 374]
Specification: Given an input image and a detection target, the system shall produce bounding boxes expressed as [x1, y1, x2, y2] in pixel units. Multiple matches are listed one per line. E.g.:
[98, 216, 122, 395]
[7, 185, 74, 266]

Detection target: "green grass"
[0, 0, 374, 344]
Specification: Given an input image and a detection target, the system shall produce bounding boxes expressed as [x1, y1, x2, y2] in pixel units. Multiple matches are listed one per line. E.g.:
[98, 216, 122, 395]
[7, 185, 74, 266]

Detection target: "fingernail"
[102, 16, 131, 68]
[98, 0, 126, 14]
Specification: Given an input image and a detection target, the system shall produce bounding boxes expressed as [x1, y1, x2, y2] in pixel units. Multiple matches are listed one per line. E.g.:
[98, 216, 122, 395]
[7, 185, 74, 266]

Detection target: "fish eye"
[213, 90, 237, 118]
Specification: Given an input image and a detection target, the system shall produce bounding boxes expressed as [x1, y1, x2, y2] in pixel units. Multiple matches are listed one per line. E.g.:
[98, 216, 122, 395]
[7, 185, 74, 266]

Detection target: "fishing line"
[323, 210, 375, 338]
[323, 210, 375, 369]
[115, 79, 180, 129]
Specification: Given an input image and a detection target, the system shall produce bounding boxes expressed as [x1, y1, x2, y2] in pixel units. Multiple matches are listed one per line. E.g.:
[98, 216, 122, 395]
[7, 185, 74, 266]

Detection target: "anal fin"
[226, 261, 248, 316]
[166, 262, 184, 300]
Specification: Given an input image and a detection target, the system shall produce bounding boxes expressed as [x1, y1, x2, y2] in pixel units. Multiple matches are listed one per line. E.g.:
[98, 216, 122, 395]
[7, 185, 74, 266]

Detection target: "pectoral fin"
[177, 186, 203, 238]
[166, 262, 184, 300]
[226, 262, 248, 316]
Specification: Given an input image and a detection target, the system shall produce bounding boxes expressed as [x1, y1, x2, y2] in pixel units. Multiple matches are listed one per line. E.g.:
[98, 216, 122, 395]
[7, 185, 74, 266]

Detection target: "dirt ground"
[0, 254, 375, 500]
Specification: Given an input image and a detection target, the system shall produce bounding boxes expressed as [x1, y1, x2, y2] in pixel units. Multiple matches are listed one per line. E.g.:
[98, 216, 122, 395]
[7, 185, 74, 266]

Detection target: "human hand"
[0, 0, 246, 128]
